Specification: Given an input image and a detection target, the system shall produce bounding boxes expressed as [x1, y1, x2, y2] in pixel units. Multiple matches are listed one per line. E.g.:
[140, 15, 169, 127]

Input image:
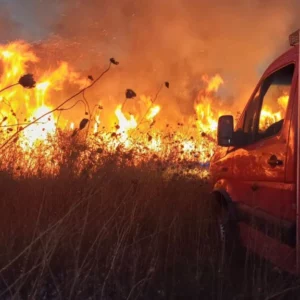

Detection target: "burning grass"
[0, 40, 227, 177]
[0, 40, 290, 180]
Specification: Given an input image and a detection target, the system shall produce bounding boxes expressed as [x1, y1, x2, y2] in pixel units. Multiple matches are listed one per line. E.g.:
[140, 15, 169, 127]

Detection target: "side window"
[242, 64, 294, 142]
[257, 64, 294, 139]
[237, 88, 261, 144]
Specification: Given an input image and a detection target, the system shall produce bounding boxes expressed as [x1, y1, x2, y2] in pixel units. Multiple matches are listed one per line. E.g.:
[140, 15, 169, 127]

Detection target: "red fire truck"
[210, 30, 300, 274]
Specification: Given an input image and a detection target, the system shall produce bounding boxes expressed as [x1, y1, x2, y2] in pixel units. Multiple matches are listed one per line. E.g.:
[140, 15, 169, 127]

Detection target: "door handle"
[267, 155, 283, 167]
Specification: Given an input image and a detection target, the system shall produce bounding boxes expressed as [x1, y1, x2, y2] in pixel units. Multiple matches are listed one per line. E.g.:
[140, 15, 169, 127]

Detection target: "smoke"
[0, 3, 20, 42]
[1, 0, 300, 124]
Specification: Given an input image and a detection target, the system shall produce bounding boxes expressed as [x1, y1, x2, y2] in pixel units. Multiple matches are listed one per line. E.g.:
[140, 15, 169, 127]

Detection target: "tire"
[210, 197, 244, 271]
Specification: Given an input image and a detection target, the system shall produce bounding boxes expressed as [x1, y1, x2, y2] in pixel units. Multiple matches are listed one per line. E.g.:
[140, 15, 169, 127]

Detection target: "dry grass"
[0, 155, 299, 299]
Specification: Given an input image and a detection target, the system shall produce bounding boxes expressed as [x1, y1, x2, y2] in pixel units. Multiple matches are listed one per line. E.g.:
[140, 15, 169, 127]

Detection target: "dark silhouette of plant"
[71, 128, 79, 137]
[0, 74, 36, 94]
[121, 88, 137, 110]
[18, 74, 36, 89]
[125, 89, 136, 99]
[110, 58, 119, 65]
[79, 118, 89, 130]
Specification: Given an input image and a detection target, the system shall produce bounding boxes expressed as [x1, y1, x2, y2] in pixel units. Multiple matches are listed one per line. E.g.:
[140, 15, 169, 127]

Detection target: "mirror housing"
[217, 115, 234, 147]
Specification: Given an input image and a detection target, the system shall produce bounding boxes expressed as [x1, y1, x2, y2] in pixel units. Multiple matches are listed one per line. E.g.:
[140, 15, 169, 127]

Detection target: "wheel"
[210, 197, 244, 271]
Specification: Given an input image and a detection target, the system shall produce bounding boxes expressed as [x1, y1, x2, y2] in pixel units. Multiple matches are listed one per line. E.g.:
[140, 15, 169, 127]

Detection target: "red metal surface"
[210, 43, 299, 274]
[239, 223, 297, 274]
[296, 37, 300, 274]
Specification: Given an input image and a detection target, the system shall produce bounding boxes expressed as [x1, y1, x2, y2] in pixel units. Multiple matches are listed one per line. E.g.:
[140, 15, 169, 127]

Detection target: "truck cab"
[210, 30, 300, 274]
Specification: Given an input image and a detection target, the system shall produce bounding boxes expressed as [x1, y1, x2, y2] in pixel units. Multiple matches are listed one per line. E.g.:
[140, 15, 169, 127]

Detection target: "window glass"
[257, 64, 294, 139]
[242, 64, 294, 142]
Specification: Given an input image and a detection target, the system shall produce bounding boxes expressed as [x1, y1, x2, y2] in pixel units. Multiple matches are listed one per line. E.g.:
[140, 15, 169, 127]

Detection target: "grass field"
[0, 154, 299, 300]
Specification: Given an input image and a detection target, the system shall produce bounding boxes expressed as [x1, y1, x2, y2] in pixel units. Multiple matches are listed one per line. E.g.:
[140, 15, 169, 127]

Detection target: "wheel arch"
[211, 188, 239, 221]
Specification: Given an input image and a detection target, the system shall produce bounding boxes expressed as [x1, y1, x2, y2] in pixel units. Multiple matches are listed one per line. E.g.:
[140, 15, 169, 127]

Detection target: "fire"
[147, 134, 162, 151]
[93, 115, 100, 134]
[182, 140, 195, 152]
[0, 42, 39, 142]
[0, 41, 88, 150]
[22, 105, 56, 148]
[3, 40, 289, 178]
[146, 105, 161, 122]
[278, 94, 289, 111]
[38, 62, 88, 92]
[115, 105, 137, 145]
[0, 42, 38, 84]
[259, 93, 289, 131]
[0, 40, 229, 176]
[195, 103, 219, 132]
[194, 74, 225, 138]
[202, 74, 224, 93]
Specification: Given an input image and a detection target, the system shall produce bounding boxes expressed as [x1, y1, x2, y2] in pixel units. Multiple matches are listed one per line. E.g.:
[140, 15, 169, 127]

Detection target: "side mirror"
[217, 115, 234, 147]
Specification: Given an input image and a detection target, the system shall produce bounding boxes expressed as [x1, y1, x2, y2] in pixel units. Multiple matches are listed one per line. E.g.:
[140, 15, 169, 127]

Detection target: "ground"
[0, 159, 299, 300]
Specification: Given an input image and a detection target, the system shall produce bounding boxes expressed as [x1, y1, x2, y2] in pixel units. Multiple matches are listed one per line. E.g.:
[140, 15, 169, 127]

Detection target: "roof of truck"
[277, 44, 298, 60]
[263, 45, 298, 77]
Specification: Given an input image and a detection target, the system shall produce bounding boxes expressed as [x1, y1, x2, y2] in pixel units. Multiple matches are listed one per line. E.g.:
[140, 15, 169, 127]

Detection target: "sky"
[0, 0, 300, 119]
[0, 0, 61, 41]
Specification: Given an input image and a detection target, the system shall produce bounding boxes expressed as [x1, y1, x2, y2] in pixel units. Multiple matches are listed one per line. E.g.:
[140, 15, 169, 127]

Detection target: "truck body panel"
[210, 42, 299, 274]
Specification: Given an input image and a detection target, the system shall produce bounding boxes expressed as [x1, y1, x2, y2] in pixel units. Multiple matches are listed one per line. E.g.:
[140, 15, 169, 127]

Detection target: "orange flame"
[194, 74, 225, 138]
[0, 40, 288, 177]
[260, 94, 289, 131]
[146, 105, 161, 121]
[115, 105, 137, 145]
[93, 115, 101, 133]
[0, 41, 88, 153]
[22, 105, 56, 148]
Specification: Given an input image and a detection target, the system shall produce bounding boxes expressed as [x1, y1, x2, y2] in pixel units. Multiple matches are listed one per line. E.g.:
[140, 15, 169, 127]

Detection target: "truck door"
[233, 63, 297, 248]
